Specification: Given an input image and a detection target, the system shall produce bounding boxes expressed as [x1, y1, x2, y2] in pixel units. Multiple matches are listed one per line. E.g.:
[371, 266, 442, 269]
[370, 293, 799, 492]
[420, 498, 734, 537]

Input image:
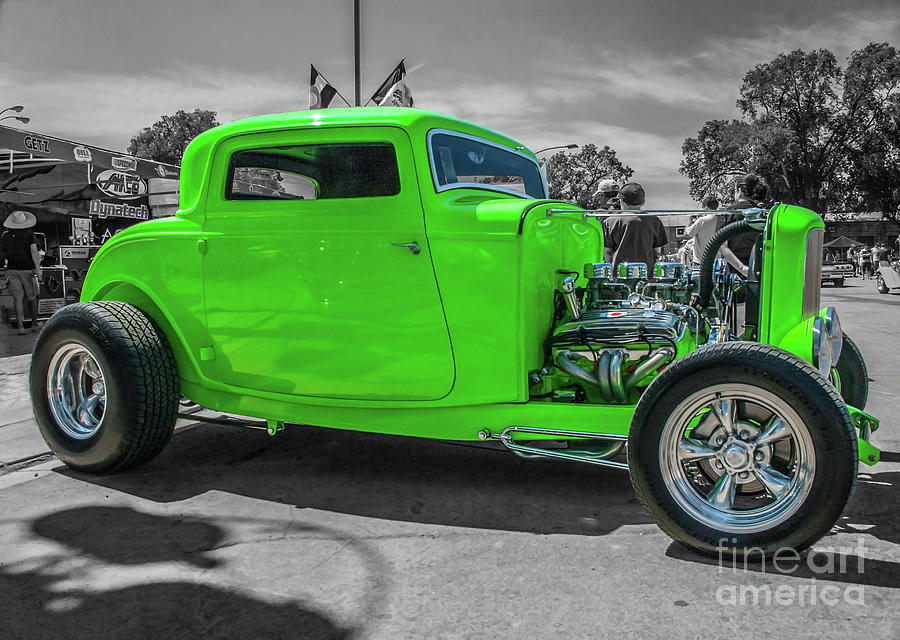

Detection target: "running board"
[477, 426, 629, 470]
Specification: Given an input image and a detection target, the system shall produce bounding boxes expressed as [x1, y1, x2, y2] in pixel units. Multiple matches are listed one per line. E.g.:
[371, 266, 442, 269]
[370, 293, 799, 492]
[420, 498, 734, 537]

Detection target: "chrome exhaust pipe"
[624, 347, 675, 394]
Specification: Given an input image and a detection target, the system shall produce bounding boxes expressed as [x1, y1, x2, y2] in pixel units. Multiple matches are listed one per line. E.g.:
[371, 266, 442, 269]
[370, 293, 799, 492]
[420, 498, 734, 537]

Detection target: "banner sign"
[73, 146, 93, 163]
[95, 169, 148, 200]
[0, 124, 179, 180]
[89, 199, 150, 220]
[111, 156, 138, 171]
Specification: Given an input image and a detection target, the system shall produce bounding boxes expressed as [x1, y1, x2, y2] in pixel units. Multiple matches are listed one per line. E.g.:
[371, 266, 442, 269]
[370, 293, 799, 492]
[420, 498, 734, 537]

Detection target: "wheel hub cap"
[720, 440, 753, 473]
[47, 343, 107, 440]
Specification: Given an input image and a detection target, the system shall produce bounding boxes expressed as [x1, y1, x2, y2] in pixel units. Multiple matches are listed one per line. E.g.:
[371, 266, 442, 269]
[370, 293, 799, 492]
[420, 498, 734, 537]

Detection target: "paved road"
[1, 279, 898, 639]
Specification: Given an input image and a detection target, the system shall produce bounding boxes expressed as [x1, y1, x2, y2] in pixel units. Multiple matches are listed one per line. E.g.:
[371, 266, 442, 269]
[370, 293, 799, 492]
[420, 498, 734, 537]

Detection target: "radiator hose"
[694, 218, 761, 309]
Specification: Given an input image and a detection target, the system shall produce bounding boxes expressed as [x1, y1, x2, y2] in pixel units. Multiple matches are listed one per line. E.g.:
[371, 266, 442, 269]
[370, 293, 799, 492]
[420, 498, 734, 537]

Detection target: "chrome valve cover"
[553, 307, 684, 344]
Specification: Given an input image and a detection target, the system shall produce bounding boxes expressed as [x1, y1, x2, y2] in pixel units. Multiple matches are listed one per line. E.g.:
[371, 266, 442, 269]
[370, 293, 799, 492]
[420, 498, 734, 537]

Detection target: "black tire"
[833, 278, 844, 287]
[835, 334, 868, 409]
[30, 301, 179, 473]
[628, 342, 857, 558]
[876, 273, 889, 294]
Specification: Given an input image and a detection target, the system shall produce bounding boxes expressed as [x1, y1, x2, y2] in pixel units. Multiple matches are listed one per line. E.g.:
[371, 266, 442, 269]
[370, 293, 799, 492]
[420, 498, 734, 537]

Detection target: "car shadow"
[4, 505, 355, 639]
[665, 541, 900, 590]
[58, 423, 652, 536]
[662, 463, 900, 589]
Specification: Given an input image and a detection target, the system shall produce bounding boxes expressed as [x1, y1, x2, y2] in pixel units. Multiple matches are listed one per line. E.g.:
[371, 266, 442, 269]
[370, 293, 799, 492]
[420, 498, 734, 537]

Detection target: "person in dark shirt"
[0, 210, 41, 334]
[601, 182, 668, 278]
[725, 173, 766, 268]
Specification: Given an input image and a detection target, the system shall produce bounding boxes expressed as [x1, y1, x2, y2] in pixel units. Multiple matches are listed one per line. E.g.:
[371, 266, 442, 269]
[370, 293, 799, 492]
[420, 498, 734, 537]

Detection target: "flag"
[309, 65, 337, 109]
[369, 60, 414, 107]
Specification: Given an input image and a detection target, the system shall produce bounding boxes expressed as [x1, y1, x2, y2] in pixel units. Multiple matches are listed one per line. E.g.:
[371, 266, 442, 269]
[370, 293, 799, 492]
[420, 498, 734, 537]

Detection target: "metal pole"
[354, 0, 360, 106]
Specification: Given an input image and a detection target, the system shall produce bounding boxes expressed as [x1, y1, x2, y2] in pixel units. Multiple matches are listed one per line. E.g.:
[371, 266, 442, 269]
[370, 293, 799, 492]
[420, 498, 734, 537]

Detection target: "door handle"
[391, 241, 421, 255]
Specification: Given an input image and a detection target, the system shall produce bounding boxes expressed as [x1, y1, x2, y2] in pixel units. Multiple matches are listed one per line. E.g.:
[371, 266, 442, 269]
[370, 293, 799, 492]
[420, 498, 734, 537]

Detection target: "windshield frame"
[426, 128, 546, 200]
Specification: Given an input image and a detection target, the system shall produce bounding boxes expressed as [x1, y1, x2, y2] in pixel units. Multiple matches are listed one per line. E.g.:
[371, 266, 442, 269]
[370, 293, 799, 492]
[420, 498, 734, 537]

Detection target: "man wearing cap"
[0, 210, 41, 334]
[601, 182, 668, 278]
[595, 178, 620, 210]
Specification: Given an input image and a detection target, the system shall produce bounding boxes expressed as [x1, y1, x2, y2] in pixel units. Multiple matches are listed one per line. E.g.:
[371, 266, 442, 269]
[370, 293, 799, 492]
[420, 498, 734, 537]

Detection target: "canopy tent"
[0, 124, 179, 221]
[0, 125, 182, 319]
[824, 235, 865, 248]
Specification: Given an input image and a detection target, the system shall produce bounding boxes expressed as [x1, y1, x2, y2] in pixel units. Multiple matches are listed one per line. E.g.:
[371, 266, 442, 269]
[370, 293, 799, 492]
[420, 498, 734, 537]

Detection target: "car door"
[201, 126, 455, 400]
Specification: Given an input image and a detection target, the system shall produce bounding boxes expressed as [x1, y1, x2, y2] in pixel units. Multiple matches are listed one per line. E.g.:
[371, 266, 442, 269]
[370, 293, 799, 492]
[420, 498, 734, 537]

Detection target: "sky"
[1, 0, 899, 207]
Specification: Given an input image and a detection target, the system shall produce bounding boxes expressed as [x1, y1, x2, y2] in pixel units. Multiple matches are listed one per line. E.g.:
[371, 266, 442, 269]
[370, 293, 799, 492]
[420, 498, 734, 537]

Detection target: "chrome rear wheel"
[47, 343, 107, 440]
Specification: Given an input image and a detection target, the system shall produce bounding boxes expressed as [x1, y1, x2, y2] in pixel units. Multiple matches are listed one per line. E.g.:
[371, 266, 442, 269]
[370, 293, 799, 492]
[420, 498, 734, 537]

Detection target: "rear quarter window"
[227, 142, 401, 200]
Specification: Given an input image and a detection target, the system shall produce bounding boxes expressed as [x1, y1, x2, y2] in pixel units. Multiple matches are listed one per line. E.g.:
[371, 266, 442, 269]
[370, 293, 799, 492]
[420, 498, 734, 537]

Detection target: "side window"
[428, 131, 546, 199]
[227, 142, 401, 201]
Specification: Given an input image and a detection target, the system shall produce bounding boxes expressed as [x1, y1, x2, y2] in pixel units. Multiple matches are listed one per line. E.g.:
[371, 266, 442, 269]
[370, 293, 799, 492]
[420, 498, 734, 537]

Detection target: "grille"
[802, 228, 823, 317]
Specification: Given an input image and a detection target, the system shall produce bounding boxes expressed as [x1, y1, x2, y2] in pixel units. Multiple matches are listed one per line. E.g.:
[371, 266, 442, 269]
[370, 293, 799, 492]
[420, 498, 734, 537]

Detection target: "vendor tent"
[0, 124, 179, 220]
[824, 235, 865, 248]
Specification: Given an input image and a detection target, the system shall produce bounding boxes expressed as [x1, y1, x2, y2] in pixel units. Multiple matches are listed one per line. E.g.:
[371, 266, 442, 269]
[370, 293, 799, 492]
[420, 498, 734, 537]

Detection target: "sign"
[24, 135, 51, 154]
[95, 169, 147, 200]
[89, 199, 149, 220]
[70, 217, 93, 244]
[73, 146, 93, 163]
[0, 124, 180, 178]
[111, 156, 138, 171]
[61, 246, 91, 259]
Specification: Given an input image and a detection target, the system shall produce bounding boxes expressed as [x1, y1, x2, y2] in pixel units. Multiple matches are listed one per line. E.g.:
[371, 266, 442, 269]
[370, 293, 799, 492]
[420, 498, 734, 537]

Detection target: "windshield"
[428, 130, 546, 199]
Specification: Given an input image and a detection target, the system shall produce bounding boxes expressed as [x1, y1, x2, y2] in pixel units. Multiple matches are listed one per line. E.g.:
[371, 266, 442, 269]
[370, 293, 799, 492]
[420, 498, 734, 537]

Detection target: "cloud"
[539, 7, 900, 118]
[0, 63, 306, 150]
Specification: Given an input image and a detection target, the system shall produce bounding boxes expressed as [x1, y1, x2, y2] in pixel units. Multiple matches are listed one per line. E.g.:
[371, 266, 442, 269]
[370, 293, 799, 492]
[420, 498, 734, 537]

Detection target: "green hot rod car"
[30, 108, 881, 558]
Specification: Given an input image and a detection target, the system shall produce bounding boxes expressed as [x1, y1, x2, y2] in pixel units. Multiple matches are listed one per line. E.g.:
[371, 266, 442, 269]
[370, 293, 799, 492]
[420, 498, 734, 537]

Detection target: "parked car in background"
[821, 257, 855, 286]
[877, 260, 900, 294]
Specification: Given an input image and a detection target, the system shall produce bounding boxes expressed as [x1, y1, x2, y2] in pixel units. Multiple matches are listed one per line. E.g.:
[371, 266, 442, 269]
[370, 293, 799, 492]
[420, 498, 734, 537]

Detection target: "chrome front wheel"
[660, 384, 815, 534]
[629, 342, 857, 558]
[47, 343, 107, 439]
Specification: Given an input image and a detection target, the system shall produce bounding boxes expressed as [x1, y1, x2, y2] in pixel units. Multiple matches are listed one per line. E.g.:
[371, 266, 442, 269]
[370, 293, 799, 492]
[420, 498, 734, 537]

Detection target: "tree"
[546, 143, 633, 209]
[127, 109, 220, 165]
[681, 44, 900, 215]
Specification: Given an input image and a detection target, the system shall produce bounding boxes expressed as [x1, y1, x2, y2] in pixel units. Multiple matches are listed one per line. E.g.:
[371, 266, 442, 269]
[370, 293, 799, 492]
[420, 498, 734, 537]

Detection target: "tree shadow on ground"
[3, 506, 353, 640]
[60, 423, 651, 536]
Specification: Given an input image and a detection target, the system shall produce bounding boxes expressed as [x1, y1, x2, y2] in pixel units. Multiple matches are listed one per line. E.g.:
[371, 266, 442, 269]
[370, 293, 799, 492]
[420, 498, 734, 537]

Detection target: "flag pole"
[354, 0, 361, 106]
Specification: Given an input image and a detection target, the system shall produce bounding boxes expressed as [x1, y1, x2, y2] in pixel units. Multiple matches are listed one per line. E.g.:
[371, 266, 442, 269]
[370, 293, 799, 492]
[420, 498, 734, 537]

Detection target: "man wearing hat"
[0, 210, 42, 334]
[595, 178, 620, 210]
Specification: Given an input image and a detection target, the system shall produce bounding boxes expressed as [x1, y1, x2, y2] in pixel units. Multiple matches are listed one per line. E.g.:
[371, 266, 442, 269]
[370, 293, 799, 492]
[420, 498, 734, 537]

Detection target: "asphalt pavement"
[0, 278, 898, 639]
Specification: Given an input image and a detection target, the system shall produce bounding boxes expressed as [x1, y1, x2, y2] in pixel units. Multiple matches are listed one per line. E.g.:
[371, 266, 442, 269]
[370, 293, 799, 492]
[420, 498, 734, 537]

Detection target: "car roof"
[178, 107, 532, 212]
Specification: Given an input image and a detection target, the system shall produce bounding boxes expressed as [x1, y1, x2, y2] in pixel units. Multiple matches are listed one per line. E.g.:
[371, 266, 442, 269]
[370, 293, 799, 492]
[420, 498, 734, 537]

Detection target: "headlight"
[824, 307, 842, 365]
[812, 316, 833, 376]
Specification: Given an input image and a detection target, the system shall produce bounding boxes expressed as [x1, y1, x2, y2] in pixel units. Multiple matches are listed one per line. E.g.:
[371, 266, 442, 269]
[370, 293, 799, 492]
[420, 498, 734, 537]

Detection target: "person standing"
[594, 178, 620, 210]
[676, 238, 694, 269]
[601, 182, 668, 278]
[0, 210, 42, 334]
[858, 245, 873, 279]
[724, 174, 766, 269]
[685, 195, 748, 276]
